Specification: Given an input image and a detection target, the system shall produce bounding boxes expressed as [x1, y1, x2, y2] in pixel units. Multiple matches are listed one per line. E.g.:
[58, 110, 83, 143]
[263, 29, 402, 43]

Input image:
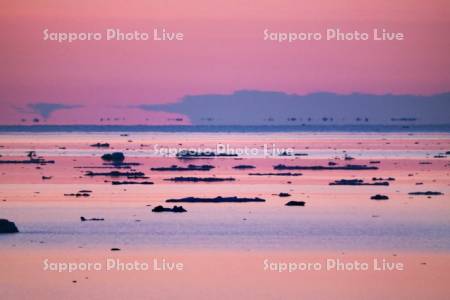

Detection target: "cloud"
[17, 103, 82, 119]
[134, 90, 450, 125]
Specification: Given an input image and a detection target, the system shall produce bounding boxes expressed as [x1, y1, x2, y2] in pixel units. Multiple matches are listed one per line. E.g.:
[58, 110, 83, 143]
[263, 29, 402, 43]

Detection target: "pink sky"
[0, 0, 449, 124]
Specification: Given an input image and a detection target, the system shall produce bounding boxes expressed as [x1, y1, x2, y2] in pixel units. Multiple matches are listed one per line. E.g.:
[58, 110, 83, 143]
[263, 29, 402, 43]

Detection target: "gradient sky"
[0, 0, 449, 124]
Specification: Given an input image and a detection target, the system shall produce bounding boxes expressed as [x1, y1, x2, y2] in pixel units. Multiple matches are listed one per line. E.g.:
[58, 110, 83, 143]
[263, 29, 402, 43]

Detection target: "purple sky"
[0, 0, 449, 124]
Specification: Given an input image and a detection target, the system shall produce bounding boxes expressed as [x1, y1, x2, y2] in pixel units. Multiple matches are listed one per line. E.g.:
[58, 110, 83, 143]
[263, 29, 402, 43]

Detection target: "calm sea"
[1, 125, 450, 133]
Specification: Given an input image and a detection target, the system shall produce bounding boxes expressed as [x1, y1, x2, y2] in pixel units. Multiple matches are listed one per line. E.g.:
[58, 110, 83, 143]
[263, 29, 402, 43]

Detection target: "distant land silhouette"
[138, 90, 450, 125]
